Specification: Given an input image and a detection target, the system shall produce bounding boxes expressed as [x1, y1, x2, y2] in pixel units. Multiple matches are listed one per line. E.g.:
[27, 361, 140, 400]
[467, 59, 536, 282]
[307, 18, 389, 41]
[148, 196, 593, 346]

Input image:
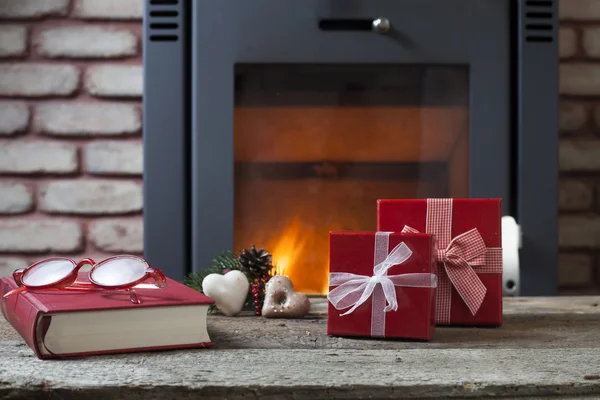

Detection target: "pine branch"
[183, 250, 256, 314]
[182, 265, 224, 293]
[211, 250, 240, 271]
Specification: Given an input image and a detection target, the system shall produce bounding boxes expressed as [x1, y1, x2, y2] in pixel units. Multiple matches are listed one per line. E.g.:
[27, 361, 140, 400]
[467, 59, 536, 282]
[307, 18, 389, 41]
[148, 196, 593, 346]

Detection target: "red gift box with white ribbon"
[377, 198, 503, 326]
[327, 231, 437, 340]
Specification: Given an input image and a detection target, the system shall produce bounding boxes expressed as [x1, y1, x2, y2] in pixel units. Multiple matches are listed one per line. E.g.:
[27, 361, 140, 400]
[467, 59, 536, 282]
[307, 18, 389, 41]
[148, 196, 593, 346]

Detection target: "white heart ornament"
[202, 270, 249, 316]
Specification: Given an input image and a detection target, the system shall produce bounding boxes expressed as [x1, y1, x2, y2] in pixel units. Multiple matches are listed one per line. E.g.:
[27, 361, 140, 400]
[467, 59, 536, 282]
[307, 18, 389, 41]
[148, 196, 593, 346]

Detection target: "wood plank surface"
[1, 296, 599, 399]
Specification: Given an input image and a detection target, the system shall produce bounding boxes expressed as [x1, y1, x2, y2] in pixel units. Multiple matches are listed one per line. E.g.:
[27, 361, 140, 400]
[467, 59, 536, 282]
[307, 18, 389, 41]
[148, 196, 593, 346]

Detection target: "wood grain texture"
[1, 297, 600, 399]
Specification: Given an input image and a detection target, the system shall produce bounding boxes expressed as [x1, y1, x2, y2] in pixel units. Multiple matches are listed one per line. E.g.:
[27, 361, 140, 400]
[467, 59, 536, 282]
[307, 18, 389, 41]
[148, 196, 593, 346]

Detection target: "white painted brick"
[560, 140, 600, 171]
[85, 141, 143, 175]
[558, 253, 593, 286]
[0, 141, 78, 174]
[560, 27, 577, 58]
[0, 64, 79, 97]
[560, 0, 600, 20]
[560, 64, 600, 96]
[36, 103, 140, 136]
[559, 180, 593, 211]
[583, 27, 600, 58]
[39, 180, 143, 214]
[0, 102, 29, 136]
[36, 27, 137, 59]
[0, 220, 82, 253]
[0, 181, 33, 213]
[0, 257, 29, 277]
[0, 0, 69, 19]
[89, 219, 143, 252]
[74, 0, 143, 20]
[560, 101, 587, 132]
[559, 216, 600, 248]
[86, 65, 143, 97]
[0, 26, 27, 58]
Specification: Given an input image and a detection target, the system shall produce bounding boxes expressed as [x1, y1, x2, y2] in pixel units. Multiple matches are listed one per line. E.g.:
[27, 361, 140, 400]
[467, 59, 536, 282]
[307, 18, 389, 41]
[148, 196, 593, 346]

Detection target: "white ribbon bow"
[327, 232, 438, 336]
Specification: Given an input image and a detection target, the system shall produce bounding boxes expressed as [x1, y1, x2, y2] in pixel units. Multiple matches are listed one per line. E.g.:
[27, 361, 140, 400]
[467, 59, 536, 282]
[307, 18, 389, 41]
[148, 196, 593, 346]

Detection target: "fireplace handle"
[372, 17, 391, 34]
[317, 17, 391, 34]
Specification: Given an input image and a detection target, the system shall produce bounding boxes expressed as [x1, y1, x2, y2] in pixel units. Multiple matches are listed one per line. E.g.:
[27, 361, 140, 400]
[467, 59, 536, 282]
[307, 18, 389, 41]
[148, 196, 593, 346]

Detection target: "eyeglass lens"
[90, 257, 148, 286]
[22, 259, 75, 287]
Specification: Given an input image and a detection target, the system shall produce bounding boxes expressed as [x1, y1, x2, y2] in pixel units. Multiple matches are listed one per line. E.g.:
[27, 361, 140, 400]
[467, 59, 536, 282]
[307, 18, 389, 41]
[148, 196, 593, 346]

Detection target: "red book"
[377, 198, 503, 326]
[0, 274, 215, 359]
[327, 231, 437, 341]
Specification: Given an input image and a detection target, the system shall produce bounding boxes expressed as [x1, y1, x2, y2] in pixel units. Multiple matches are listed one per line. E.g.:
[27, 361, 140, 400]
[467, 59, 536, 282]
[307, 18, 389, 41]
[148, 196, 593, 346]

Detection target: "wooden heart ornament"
[202, 270, 249, 316]
[262, 275, 310, 318]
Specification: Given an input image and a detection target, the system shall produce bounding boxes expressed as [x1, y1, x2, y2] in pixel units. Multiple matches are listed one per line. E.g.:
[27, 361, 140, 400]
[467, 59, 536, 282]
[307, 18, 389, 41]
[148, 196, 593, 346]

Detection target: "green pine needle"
[183, 250, 255, 314]
[210, 250, 240, 271]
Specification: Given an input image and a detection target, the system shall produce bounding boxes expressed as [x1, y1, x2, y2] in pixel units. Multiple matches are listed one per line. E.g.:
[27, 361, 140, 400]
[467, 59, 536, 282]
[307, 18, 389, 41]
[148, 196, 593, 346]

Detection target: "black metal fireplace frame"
[142, 0, 558, 296]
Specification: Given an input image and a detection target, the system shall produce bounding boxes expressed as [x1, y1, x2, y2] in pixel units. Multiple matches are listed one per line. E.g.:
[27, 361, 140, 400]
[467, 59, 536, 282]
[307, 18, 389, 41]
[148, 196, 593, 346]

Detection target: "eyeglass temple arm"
[44, 286, 142, 304]
[128, 288, 140, 304]
[3, 286, 27, 298]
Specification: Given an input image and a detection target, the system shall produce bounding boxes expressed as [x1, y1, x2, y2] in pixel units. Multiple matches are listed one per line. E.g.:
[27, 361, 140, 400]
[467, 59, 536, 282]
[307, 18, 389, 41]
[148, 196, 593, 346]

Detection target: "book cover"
[0, 274, 215, 359]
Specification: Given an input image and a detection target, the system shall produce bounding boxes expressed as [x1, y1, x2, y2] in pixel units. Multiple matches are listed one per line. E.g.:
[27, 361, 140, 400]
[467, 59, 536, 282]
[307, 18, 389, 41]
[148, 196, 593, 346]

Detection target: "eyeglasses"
[2, 255, 166, 304]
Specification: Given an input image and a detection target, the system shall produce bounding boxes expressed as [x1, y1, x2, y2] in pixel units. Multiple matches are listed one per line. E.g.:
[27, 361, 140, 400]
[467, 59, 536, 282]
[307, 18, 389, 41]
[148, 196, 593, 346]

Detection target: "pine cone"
[238, 245, 273, 281]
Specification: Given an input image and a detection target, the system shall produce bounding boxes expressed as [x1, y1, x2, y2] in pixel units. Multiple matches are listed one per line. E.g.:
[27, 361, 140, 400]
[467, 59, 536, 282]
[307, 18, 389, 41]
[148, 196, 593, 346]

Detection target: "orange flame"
[270, 217, 329, 295]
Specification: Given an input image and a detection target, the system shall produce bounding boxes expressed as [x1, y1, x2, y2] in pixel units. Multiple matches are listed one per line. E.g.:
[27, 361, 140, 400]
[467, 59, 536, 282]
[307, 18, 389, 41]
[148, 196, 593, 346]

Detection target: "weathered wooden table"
[1, 297, 599, 399]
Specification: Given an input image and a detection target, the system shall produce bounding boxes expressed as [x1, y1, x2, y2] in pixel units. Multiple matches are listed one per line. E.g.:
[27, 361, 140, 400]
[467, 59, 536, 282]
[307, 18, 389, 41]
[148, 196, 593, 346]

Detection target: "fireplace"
[142, 0, 558, 296]
[233, 64, 471, 294]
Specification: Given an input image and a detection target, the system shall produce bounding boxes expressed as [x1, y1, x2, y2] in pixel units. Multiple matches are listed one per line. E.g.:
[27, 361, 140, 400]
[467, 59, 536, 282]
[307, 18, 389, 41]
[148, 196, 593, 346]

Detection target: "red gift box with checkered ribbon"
[377, 198, 503, 326]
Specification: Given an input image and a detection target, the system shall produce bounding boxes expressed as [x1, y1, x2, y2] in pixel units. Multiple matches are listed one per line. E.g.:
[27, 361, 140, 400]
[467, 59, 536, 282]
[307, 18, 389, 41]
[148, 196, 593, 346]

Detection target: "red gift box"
[377, 198, 503, 326]
[327, 231, 437, 341]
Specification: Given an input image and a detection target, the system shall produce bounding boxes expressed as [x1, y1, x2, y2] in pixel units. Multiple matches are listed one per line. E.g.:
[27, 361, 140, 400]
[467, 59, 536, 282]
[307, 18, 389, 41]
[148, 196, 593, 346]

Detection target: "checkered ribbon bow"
[403, 225, 487, 316]
[401, 198, 502, 324]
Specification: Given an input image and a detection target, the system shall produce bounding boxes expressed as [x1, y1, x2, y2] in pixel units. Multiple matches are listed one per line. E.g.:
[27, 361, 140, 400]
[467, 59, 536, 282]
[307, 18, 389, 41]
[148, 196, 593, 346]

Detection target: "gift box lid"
[329, 231, 436, 277]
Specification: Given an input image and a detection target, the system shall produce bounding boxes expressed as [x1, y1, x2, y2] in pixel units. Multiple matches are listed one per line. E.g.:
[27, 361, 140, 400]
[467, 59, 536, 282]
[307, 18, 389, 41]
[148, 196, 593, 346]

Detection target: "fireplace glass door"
[234, 64, 469, 294]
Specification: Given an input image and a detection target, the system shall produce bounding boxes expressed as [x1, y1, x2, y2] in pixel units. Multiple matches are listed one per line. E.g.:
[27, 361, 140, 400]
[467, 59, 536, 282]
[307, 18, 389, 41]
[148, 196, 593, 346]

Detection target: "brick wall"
[0, 0, 143, 276]
[559, 0, 600, 294]
[0, 0, 598, 294]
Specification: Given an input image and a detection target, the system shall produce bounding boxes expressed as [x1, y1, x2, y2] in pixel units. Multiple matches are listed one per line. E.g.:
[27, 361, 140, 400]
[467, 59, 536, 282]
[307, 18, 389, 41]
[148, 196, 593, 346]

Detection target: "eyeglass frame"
[3, 255, 166, 304]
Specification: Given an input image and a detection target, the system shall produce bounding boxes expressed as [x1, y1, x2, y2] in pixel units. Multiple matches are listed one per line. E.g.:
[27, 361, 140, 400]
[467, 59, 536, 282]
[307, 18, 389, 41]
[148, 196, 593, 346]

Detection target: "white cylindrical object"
[501, 216, 520, 296]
